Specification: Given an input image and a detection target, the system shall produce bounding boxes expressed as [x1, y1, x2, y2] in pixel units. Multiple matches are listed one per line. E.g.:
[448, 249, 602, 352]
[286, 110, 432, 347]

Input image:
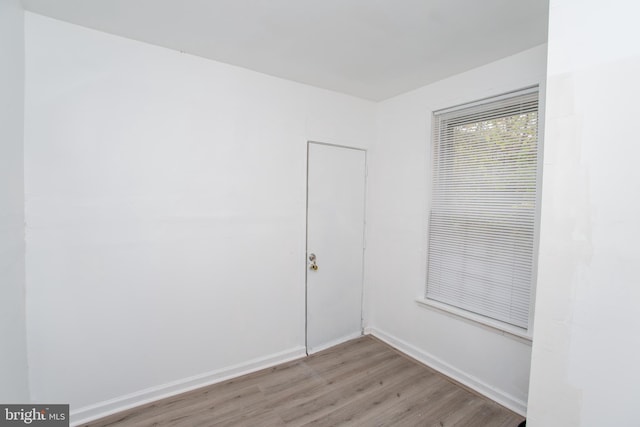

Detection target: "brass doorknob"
[309, 253, 318, 270]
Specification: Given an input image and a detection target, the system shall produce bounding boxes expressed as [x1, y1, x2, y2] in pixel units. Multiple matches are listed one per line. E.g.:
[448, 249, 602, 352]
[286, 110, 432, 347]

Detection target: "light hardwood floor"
[83, 336, 524, 426]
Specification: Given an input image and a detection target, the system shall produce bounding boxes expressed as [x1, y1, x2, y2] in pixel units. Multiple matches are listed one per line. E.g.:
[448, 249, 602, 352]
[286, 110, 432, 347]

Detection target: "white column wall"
[0, 0, 29, 403]
[527, 1, 640, 425]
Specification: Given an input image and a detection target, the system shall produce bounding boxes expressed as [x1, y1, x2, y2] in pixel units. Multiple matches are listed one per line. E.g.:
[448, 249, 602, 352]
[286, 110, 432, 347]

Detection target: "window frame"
[417, 86, 543, 340]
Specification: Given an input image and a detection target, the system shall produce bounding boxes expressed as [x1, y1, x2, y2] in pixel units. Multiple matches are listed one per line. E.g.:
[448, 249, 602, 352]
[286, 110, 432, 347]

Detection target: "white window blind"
[426, 88, 539, 330]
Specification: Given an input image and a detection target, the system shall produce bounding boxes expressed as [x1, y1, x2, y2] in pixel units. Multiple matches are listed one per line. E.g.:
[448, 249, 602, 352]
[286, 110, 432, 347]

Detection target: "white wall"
[24, 13, 374, 419]
[527, 1, 640, 425]
[0, 0, 30, 403]
[366, 45, 547, 414]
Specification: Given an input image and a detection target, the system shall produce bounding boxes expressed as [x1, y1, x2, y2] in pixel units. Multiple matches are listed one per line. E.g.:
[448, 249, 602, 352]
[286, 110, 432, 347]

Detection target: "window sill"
[415, 298, 533, 342]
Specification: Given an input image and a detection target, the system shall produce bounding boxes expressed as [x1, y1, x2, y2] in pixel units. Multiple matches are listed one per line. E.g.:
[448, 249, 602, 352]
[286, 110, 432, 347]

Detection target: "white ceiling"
[21, 0, 549, 101]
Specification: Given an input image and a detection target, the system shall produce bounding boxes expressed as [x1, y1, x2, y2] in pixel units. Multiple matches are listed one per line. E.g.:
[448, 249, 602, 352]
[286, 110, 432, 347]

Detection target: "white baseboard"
[307, 330, 364, 354]
[70, 346, 307, 426]
[71, 330, 526, 424]
[364, 327, 527, 416]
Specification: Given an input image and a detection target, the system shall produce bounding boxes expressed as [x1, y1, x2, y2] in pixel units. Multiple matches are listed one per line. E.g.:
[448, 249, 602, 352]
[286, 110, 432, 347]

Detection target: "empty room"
[2, 0, 639, 426]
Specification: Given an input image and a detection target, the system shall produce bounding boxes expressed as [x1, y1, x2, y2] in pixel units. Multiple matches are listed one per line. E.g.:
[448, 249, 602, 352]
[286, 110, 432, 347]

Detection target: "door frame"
[305, 140, 368, 354]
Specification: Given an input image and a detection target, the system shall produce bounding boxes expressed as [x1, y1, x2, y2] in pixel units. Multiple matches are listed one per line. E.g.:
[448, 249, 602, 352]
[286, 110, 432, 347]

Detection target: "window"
[426, 88, 540, 332]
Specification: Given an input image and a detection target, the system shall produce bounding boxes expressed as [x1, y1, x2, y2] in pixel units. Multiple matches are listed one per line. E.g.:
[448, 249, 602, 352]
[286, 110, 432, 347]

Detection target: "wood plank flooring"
[82, 336, 524, 427]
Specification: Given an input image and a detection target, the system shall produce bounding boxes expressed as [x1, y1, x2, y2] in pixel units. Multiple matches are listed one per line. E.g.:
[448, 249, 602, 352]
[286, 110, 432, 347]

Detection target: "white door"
[306, 142, 366, 354]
